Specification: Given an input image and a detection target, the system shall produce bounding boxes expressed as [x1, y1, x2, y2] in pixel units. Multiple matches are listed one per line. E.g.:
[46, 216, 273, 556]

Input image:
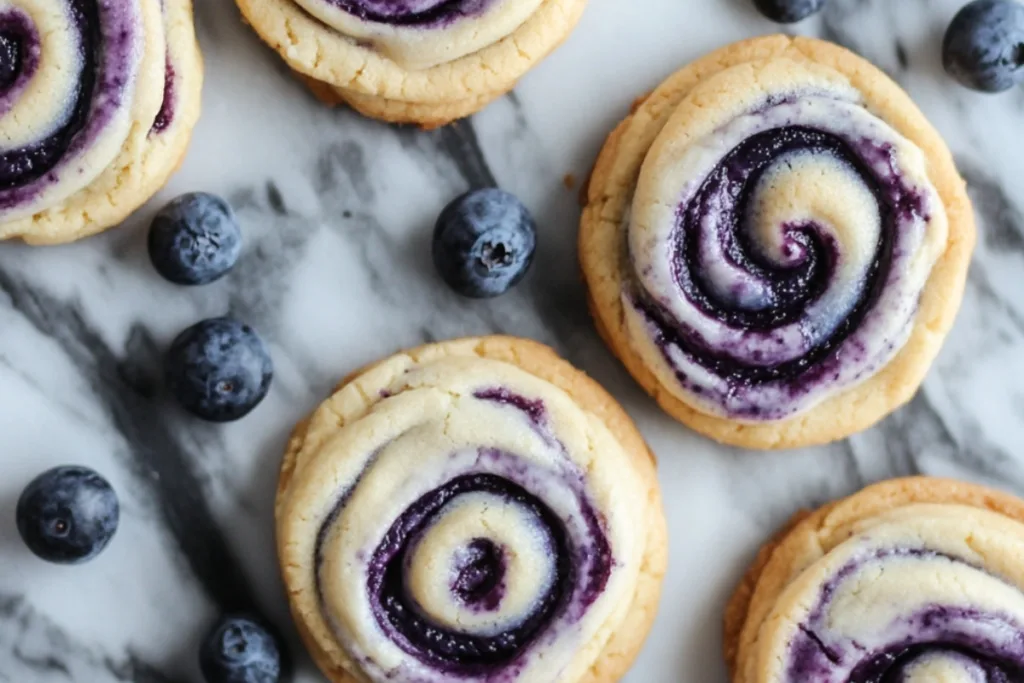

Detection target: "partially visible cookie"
[235, 0, 588, 128]
[726, 477, 1024, 682]
[0, 0, 203, 244]
[579, 35, 976, 449]
[277, 336, 667, 683]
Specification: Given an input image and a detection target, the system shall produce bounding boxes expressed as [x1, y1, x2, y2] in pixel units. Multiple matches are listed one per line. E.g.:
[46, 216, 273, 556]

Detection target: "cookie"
[234, 0, 587, 128]
[579, 36, 975, 449]
[725, 476, 1024, 682]
[277, 336, 667, 683]
[0, 0, 203, 245]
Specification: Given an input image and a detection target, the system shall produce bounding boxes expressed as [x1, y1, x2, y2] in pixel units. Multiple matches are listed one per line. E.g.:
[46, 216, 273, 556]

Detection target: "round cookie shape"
[579, 36, 976, 449]
[276, 336, 667, 683]
[724, 477, 1024, 683]
[0, 0, 203, 244]
[234, 0, 587, 127]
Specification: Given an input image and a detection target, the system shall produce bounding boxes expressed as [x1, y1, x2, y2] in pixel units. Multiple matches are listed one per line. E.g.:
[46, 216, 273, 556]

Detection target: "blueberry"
[199, 615, 283, 683]
[432, 188, 537, 299]
[943, 0, 1024, 93]
[165, 318, 273, 422]
[149, 193, 241, 285]
[16, 466, 119, 564]
[752, 0, 825, 23]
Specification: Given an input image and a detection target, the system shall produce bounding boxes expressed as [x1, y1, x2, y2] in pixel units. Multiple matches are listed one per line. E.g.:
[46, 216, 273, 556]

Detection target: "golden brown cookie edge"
[276, 335, 667, 683]
[725, 476, 1024, 681]
[578, 35, 977, 450]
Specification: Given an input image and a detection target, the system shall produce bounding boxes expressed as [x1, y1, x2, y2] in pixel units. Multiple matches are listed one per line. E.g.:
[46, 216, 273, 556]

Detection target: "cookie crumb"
[563, 174, 576, 190]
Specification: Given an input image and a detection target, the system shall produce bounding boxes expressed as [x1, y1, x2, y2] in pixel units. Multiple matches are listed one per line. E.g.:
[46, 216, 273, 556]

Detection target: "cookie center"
[368, 474, 574, 672]
[450, 538, 506, 611]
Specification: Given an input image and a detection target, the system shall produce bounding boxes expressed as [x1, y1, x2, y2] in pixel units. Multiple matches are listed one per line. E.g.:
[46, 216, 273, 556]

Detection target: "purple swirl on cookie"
[0, 10, 40, 112]
[627, 94, 943, 420]
[312, 400, 614, 679]
[783, 547, 1024, 682]
[474, 388, 546, 427]
[449, 538, 507, 611]
[327, 0, 495, 25]
[151, 59, 177, 134]
[0, 0, 141, 211]
[368, 474, 573, 673]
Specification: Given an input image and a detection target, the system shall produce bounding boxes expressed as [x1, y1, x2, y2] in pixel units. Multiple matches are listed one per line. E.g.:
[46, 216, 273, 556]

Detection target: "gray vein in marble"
[0, 351, 100, 430]
[315, 142, 376, 203]
[0, 268, 257, 616]
[0, 593, 173, 683]
[397, 119, 498, 189]
[961, 162, 1024, 255]
[721, 440, 864, 533]
[228, 187, 317, 340]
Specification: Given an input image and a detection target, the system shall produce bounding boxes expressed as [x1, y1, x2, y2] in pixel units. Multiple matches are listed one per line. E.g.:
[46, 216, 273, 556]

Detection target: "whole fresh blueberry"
[16, 466, 119, 564]
[165, 318, 273, 422]
[432, 188, 537, 299]
[752, 0, 826, 23]
[943, 0, 1024, 93]
[149, 193, 242, 285]
[199, 615, 283, 683]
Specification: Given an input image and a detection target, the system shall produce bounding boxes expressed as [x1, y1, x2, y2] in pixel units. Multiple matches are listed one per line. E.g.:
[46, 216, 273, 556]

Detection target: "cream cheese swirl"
[623, 61, 948, 421]
[278, 339, 665, 683]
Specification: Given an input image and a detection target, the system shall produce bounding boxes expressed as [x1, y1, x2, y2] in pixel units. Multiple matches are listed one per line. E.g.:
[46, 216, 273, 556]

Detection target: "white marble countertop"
[3, 0, 1024, 681]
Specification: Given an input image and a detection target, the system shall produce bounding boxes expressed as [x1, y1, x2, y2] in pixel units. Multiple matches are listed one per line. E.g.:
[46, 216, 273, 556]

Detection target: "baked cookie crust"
[236, 0, 587, 127]
[579, 36, 975, 449]
[277, 336, 667, 683]
[1, 0, 203, 244]
[725, 476, 1024, 682]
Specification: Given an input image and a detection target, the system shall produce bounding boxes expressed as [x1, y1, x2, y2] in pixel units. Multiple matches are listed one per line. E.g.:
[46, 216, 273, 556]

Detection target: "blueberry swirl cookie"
[277, 336, 667, 683]
[234, 0, 587, 127]
[724, 477, 1024, 683]
[0, 0, 202, 244]
[580, 36, 975, 449]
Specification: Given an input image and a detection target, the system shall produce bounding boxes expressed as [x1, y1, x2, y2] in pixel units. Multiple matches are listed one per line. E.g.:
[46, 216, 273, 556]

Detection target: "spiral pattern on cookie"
[1, 0, 145, 219]
[284, 0, 543, 70]
[0, 0, 195, 231]
[623, 63, 950, 421]
[745, 504, 1024, 682]
[278, 344, 658, 682]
